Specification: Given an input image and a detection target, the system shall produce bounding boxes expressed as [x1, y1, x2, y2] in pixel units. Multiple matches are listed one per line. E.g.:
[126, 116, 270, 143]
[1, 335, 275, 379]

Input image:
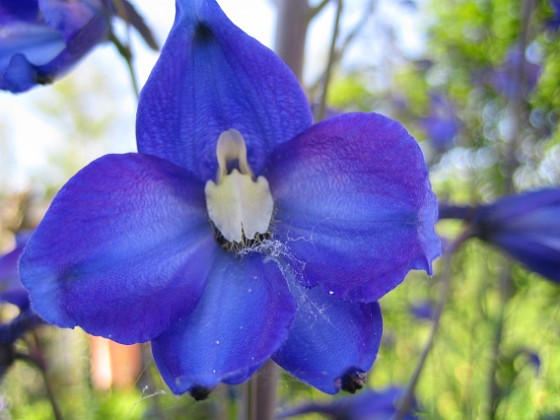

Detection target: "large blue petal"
[0, 0, 109, 93]
[136, 0, 312, 182]
[20, 154, 218, 344]
[152, 253, 296, 395]
[273, 280, 382, 394]
[265, 113, 441, 302]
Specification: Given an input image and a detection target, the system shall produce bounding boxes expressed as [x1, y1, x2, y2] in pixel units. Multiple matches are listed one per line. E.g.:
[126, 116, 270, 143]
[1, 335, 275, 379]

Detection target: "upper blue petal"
[265, 113, 441, 302]
[273, 279, 382, 394]
[20, 153, 218, 344]
[152, 253, 296, 395]
[136, 0, 313, 182]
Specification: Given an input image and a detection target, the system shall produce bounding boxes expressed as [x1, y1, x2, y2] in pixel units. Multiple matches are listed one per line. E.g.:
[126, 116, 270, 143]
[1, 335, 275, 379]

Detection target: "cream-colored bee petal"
[205, 170, 273, 243]
[216, 129, 252, 181]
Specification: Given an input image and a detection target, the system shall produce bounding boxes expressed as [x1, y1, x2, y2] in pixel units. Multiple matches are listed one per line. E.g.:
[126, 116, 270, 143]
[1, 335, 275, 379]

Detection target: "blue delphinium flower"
[278, 387, 417, 420]
[0, 0, 156, 93]
[20, 0, 440, 397]
[489, 46, 541, 100]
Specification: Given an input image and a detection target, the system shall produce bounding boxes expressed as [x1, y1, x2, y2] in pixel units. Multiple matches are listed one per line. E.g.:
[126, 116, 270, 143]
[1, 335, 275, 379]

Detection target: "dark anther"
[35, 73, 54, 85]
[0, 344, 15, 375]
[210, 221, 271, 254]
[189, 386, 212, 401]
[340, 368, 367, 393]
[194, 22, 213, 42]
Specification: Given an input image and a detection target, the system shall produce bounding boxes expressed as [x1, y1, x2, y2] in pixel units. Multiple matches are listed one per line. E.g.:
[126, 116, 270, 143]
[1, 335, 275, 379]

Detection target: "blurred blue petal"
[266, 113, 441, 302]
[0, 0, 111, 92]
[20, 154, 218, 344]
[547, 0, 560, 30]
[278, 387, 417, 420]
[136, 0, 312, 181]
[419, 93, 461, 151]
[152, 253, 295, 396]
[0, 232, 31, 310]
[488, 46, 541, 100]
[473, 189, 560, 282]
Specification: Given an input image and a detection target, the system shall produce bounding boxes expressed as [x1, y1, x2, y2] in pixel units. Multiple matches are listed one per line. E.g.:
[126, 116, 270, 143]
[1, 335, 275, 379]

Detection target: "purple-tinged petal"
[473, 189, 560, 282]
[152, 253, 295, 396]
[20, 153, 218, 344]
[0, 234, 31, 310]
[136, 0, 312, 182]
[266, 113, 441, 302]
[272, 281, 382, 394]
[278, 387, 417, 420]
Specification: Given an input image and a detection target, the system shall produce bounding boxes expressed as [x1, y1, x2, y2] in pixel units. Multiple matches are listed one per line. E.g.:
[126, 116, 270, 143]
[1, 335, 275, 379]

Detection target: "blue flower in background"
[419, 93, 461, 151]
[0, 0, 156, 93]
[20, 0, 440, 397]
[0, 232, 32, 310]
[547, 0, 560, 30]
[489, 46, 541, 100]
[278, 387, 417, 420]
[471, 189, 560, 282]
[0, 232, 43, 380]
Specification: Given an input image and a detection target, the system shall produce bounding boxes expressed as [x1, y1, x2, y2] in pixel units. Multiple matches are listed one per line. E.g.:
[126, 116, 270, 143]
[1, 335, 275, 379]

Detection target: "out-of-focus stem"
[110, 33, 140, 100]
[317, 0, 343, 121]
[247, 361, 278, 420]
[274, 0, 311, 82]
[395, 229, 471, 420]
[17, 332, 64, 420]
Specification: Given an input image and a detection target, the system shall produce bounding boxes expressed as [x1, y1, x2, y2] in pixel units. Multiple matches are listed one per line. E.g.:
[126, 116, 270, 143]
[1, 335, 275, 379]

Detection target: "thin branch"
[110, 33, 140, 99]
[309, 0, 331, 20]
[310, 0, 376, 98]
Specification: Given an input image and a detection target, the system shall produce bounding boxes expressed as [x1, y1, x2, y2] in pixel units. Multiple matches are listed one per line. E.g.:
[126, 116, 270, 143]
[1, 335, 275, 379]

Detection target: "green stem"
[110, 33, 140, 100]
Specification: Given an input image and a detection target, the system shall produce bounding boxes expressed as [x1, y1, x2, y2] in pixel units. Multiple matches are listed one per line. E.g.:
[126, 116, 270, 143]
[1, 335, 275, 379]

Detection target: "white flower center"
[204, 129, 274, 244]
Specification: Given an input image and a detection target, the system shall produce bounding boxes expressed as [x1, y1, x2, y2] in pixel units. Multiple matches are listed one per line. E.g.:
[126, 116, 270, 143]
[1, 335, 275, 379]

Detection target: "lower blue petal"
[20, 153, 217, 344]
[265, 113, 441, 302]
[152, 253, 296, 395]
[273, 279, 382, 394]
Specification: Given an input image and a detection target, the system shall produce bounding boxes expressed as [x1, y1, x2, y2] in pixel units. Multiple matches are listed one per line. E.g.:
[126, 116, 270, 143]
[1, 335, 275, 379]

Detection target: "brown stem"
[274, 0, 311, 82]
